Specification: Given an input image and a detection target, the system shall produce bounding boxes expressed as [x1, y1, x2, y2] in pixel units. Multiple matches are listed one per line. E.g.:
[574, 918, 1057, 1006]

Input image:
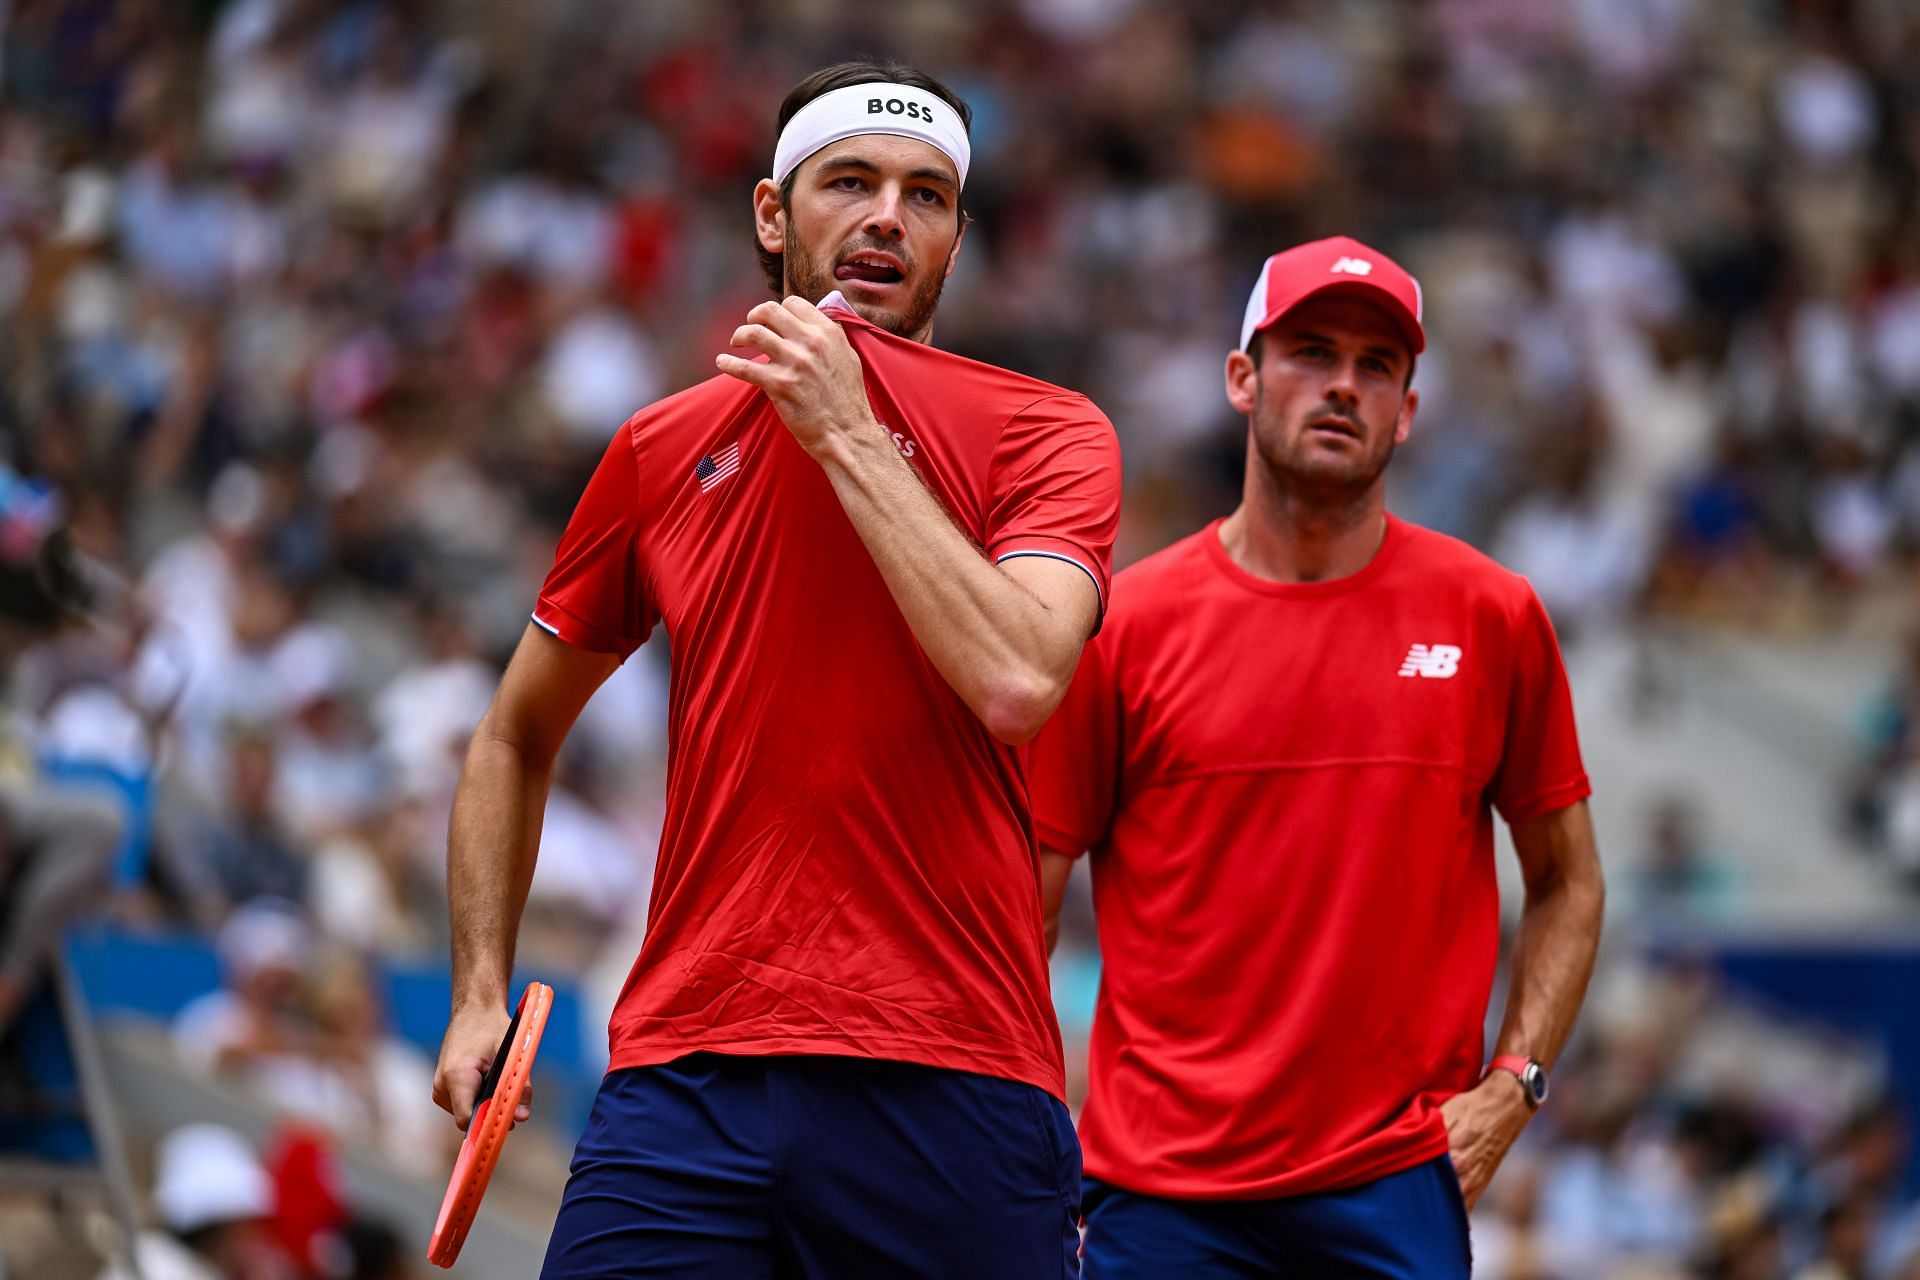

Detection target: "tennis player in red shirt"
[1031, 236, 1605, 1278]
[432, 61, 1118, 1278]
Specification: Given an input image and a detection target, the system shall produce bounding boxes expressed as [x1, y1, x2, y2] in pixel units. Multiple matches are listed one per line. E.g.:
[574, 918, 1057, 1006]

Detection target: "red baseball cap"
[1239, 236, 1425, 356]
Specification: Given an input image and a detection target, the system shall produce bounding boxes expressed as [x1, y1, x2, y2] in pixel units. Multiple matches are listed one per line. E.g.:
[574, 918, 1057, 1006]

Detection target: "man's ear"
[1394, 388, 1419, 447]
[1225, 349, 1259, 417]
[753, 178, 785, 255]
[942, 216, 968, 280]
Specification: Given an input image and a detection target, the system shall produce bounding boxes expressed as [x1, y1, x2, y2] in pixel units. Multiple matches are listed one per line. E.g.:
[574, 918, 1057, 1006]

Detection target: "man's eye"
[833, 176, 865, 190]
[912, 188, 945, 205]
[1361, 357, 1390, 375]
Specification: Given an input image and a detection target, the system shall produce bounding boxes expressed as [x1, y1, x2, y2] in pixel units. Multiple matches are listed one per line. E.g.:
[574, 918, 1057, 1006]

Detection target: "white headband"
[772, 82, 970, 188]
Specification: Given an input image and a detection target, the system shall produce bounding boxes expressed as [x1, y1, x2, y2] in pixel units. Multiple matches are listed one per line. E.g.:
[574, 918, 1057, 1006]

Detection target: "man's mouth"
[1305, 415, 1362, 441]
[835, 252, 906, 286]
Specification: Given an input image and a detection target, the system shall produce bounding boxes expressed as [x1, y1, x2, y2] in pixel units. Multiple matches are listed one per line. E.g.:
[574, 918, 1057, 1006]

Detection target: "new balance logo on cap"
[1239, 237, 1426, 354]
[1399, 644, 1462, 678]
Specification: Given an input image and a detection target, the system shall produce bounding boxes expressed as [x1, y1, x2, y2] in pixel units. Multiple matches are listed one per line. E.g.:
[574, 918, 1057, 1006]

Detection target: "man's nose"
[1324, 375, 1359, 411]
[864, 187, 907, 242]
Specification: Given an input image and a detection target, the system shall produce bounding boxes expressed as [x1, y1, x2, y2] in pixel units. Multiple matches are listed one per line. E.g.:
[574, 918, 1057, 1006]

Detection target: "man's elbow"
[976, 668, 1068, 745]
[1535, 843, 1607, 925]
[1578, 859, 1607, 917]
[465, 702, 555, 777]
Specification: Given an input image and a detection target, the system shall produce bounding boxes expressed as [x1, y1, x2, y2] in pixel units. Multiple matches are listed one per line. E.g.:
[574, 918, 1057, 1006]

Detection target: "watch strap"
[1488, 1054, 1546, 1108]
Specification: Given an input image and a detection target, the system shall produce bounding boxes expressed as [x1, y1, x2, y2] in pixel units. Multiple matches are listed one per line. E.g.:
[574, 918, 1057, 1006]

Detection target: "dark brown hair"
[756, 60, 973, 293]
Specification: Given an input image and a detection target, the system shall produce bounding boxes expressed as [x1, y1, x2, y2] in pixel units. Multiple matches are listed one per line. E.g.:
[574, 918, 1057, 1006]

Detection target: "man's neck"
[1219, 468, 1387, 585]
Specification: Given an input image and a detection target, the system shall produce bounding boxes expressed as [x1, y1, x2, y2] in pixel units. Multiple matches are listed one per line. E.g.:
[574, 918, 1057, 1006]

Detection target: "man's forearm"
[446, 732, 553, 1012]
[814, 420, 1084, 739]
[1491, 854, 1604, 1068]
[714, 297, 1097, 740]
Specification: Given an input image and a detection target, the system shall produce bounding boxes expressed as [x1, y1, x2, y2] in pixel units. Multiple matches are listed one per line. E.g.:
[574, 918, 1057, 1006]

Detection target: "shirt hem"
[1497, 776, 1592, 824]
[994, 545, 1105, 615]
[991, 534, 1109, 595]
[606, 1035, 1068, 1103]
[1034, 815, 1097, 857]
[531, 596, 643, 657]
[1084, 1127, 1453, 1202]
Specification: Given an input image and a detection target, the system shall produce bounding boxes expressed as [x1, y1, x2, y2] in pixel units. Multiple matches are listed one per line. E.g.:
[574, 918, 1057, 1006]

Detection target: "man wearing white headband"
[435, 60, 1120, 1278]
[755, 75, 973, 342]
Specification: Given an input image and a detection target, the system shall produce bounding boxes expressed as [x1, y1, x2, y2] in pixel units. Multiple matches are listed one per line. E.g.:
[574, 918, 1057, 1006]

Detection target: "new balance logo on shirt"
[1330, 256, 1374, 276]
[1398, 644, 1462, 678]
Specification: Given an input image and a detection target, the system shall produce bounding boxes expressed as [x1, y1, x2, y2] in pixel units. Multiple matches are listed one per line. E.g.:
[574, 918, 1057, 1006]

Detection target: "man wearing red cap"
[1030, 236, 1605, 1276]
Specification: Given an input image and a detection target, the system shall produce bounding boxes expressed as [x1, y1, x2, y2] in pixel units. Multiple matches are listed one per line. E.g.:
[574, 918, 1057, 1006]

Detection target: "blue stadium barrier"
[1710, 942, 1920, 1191]
[63, 925, 1920, 1188]
[0, 979, 97, 1161]
[64, 926, 600, 1135]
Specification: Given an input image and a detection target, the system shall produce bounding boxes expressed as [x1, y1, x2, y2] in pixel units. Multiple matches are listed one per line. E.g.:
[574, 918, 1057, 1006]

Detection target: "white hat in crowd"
[151, 1124, 273, 1234]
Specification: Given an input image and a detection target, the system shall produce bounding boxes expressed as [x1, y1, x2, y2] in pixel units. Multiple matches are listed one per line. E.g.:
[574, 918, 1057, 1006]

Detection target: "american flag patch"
[694, 442, 741, 493]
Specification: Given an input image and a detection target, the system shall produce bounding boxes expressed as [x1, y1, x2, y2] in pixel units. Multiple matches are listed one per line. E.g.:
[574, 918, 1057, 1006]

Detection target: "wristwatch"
[1488, 1054, 1548, 1110]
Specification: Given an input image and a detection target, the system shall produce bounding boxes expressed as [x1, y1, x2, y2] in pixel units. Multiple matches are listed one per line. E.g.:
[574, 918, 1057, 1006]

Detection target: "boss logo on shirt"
[879, 422, 917, 459]
[1398, 643, 1462, 678]
[869, 97, 940, 124]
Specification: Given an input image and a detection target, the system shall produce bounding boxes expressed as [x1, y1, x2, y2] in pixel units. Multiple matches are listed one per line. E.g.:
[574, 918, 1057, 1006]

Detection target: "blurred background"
[0, 0, 1917, 1276]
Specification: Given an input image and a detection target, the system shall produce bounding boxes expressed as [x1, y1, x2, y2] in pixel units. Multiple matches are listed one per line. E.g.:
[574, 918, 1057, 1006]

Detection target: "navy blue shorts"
[1082, 1155, 1471, 1279]
[540, 1053, 1082, 1279]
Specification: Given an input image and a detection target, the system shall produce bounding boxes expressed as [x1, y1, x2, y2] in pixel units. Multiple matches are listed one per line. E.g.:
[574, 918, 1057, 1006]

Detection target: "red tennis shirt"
[534, 299, 1120, 1099]
[1030, 515, 1589, 1196]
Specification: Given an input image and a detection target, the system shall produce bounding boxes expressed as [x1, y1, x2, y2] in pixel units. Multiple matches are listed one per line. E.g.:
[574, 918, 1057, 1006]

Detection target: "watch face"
[1523, 1063, 1549, 1106]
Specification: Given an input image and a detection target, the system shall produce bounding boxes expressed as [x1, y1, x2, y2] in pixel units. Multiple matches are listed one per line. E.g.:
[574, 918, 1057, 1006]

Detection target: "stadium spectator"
[172, 900, 326, 1115]
[97, 1123, 292, 1280]
[160, 727, 309, 922]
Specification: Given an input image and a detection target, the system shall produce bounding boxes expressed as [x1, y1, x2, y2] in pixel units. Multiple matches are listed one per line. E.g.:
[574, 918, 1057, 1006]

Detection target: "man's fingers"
[431, 1064, 472, 1120]
[447, 1056, 489, 1131]
[784, 296, 848, 352]
[728, 323, 791, 359]
[750, 298, 812, 337]
[1449, 1136, 1504, 1214]
[716, 352, 781, 388]
[781, 295, 827, 325]
[514, 1080, 534, 1126]
[450, 1082, 476, 1131]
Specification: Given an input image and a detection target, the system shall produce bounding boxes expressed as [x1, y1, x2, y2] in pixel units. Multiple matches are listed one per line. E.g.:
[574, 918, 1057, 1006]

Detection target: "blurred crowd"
[1473, 957, 1919, 1280]
[1, 0, 1918, 1275]
[94, 1120, 412, 1280]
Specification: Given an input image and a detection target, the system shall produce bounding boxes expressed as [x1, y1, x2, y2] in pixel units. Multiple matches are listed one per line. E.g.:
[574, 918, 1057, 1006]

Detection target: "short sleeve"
[534, 420, 659, 657]
[986, 394, 1122, 623]
[1490, 588, 1591, 823]
[1027, 625, 1123, 857]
